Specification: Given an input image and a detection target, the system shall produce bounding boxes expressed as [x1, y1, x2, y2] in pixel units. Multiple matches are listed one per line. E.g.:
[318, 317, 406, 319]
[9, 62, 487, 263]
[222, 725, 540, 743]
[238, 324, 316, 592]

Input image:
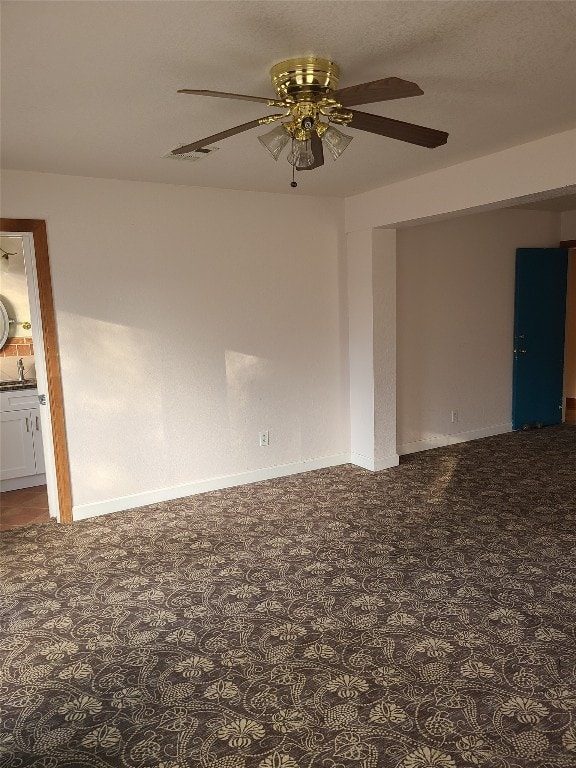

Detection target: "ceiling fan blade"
[334, 77, 423, 107]
[178, 89, 274, 104]
[298, 132, 325, 171]
[171, 118, 266, 155]
[347, 109, 448, 148]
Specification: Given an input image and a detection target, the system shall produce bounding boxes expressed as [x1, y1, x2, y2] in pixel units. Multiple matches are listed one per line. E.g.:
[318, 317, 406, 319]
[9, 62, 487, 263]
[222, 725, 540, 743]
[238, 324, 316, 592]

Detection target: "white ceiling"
[2, 0, 576, 198]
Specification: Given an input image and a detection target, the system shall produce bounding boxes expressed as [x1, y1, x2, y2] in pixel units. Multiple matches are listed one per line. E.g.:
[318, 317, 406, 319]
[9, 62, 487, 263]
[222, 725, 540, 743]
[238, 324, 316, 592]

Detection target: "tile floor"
[0, 485, 52, 532]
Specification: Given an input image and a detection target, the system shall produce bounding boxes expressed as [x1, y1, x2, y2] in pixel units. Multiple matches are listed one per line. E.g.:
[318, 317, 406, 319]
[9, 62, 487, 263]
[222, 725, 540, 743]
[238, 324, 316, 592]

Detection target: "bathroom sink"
[0, 379, 38, 391]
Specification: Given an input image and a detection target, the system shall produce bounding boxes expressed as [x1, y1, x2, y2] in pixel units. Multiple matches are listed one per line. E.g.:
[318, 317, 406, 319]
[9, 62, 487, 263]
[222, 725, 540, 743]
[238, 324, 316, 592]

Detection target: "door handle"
[36, 415, 40, 431]
[25, 416, 30, 432]
[514, 348, 527, 354]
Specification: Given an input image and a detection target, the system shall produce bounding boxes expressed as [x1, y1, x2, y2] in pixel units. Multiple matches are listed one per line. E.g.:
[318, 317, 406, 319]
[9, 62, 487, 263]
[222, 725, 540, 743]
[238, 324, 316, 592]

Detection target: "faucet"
[17, 357, 25, 383]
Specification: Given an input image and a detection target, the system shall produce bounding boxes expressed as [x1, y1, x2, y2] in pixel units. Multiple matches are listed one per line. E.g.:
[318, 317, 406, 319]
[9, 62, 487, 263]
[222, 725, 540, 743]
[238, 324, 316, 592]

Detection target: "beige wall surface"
[1, 170, 348, 510]
[396, 208, 561, 452]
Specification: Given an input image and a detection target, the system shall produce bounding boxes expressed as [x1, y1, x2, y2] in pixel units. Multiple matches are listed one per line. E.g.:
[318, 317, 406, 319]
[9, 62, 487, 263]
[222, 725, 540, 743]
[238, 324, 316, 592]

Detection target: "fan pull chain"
[290, 139, 297, 188]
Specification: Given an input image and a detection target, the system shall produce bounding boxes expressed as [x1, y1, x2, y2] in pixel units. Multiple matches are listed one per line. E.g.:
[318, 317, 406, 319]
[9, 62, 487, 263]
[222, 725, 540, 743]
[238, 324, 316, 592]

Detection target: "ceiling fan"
[171, 57, 449, 186]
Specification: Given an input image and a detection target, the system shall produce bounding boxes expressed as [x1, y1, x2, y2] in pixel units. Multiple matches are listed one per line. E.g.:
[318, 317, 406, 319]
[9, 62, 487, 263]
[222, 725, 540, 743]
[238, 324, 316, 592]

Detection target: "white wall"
[1, 170, 348, 516]
[396, 209, 561, 453]
[346, 128, 576, 233]
[2, 129, 573, 517]
[347, 229, 375, 463]
[344, 128, 576, 462]
[346, 228, 398, 471]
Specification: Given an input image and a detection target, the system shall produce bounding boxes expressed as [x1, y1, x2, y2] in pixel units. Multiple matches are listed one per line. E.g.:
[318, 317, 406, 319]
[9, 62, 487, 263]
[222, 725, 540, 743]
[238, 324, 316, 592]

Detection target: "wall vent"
[163, 147, 219, 162]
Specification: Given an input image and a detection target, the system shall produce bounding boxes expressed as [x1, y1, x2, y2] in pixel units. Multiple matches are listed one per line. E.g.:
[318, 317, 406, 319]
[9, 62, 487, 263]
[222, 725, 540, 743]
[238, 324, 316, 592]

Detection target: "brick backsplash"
[0, 337, 34, 358]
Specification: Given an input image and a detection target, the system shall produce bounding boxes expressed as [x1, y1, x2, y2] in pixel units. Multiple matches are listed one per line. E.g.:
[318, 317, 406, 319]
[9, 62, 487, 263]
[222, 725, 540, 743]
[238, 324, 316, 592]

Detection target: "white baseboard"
[398, 422, 513, 456]
[71, 425, 514, 521]
[72, 453, 350, 521]
[350, 452, 399, 471]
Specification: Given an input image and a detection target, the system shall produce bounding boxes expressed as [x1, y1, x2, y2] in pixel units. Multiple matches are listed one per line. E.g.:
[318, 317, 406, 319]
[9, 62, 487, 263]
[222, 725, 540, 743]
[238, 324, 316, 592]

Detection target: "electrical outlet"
[451, 410, 458, 423]
[259, 430, 269, 447]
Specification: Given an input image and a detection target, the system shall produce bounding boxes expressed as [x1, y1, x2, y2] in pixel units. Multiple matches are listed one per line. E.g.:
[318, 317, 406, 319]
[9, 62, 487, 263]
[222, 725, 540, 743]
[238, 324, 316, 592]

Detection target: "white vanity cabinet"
[0, 388, 46, 490]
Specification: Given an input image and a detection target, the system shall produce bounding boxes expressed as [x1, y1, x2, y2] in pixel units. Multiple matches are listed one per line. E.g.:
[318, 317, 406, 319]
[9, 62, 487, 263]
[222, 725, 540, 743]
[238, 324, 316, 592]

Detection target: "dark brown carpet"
[1, 426, 575, 767]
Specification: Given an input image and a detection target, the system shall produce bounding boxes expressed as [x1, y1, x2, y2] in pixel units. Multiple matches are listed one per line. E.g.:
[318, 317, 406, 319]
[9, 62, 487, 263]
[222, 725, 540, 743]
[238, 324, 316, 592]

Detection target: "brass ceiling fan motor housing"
[270, 57, 340, 102]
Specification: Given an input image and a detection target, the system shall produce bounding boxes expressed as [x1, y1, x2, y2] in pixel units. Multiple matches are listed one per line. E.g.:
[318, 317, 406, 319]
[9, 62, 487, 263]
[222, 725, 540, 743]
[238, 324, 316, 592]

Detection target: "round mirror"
[0, 300, 9, 349]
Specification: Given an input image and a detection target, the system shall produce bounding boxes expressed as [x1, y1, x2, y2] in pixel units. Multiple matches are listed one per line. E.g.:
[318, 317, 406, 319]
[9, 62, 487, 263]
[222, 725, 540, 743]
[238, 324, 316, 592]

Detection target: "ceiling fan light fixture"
[287, 138, 315, 169]
[322, 125, 353, 160]
[258, 123, 290, 160]
[174, 56, 449, 186]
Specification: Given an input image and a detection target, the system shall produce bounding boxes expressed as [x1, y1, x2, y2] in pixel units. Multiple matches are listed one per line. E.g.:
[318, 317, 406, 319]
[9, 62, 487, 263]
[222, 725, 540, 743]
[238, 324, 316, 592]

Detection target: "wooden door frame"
[1, 218, 72, 523]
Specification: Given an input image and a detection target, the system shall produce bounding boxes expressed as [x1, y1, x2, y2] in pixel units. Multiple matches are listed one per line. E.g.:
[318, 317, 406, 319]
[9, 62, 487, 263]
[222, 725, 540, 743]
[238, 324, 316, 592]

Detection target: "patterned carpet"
[1, 426, 576, 768]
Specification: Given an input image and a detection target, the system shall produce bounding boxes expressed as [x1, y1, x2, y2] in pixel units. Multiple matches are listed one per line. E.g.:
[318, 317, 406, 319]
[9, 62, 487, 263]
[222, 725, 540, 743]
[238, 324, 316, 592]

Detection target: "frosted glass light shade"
[287, 139, 315, 169]
[258, 124, 290, 160]
[323, 125, 353, 160]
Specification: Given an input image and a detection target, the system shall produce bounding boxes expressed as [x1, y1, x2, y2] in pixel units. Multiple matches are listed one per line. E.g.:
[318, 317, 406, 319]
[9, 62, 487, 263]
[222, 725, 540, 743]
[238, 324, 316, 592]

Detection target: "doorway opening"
[0, 219, 72, 528]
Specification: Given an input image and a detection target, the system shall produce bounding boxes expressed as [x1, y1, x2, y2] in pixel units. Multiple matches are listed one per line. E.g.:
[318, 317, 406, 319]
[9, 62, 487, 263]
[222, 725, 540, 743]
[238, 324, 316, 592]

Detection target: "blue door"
[512, 248, 568, 430]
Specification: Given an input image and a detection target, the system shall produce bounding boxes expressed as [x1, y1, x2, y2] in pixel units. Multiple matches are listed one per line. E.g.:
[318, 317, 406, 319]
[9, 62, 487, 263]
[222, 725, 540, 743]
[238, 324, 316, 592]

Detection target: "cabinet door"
[30, 408, 46, 475]
[0, 409, 37, 480]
